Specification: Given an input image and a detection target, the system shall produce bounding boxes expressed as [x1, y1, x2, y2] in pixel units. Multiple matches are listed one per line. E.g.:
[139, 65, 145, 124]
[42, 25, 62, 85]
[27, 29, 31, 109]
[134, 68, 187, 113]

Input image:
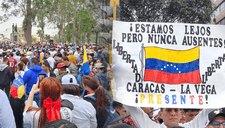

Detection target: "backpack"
[10, 75, 25, 99]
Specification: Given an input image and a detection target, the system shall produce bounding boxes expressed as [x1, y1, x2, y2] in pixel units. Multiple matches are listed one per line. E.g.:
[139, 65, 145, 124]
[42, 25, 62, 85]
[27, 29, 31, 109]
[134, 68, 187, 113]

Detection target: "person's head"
[38, 77, 62, 127]
[94, 59, 101, 64]
[20, 57, 29, 66]
[68, 51, 73, 55]
[42, 119, 77, 128]
[158, 108, 181, 127]
[81, 75, 108, 112]
[31, 57, 39, 67]
[9, 52, 13, 57]
[45, 51, 50, 59]
[80, 53, 83, 58]
[3, 57, 8, 64]
[76, 48, 80, 53]
[108, 123, 134, 128]
[30, 52, 34, 56]
[62, 52, 67, 57]
[113, 101, 127, 116]
[61, 74, 80, 96]
[207, 110, 225, 128]
[16, 51, 20, 56]
[42, 60, 50, 73]
[95, 63, 106, 73]
[62, 56, 70, 65]
[18, 62, 25, 71]
[141, 107, 154, 119]
[183, 109, 200, 122]
[207, 116, 225, 128]
[57, 63, 67, 74]
[88, 55, 92, 63]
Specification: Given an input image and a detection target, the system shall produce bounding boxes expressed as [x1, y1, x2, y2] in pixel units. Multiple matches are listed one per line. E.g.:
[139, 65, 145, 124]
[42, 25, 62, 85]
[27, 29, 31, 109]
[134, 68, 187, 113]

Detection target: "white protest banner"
[112, 21, 225, 108]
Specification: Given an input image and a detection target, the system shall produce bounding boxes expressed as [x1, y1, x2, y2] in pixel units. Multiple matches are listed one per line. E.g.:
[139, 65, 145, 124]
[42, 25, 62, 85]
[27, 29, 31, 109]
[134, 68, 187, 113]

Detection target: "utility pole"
[109, 0, 119, 64]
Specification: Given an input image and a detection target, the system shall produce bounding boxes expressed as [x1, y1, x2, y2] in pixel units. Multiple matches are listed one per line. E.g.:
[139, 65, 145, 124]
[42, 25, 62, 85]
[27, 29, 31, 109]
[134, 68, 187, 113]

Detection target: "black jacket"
[0, 64, 14, 86]
[84, 95, 110, 128]
[50, 70, 56, 77]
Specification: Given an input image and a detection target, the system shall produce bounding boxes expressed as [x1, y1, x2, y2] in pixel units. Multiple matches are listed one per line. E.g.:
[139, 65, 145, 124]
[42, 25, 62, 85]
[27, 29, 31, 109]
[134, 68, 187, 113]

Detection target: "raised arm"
[124, 105, 161, 128]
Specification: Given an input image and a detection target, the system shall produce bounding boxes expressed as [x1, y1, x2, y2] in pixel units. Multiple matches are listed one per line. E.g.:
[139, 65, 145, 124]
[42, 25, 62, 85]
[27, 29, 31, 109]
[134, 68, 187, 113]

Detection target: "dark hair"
[16, 51, 20, 56]
[18, 62, 25, 71]
[55, 53, 62, 57]
[61, 85, 80, 96]
[93, 59, 100, 65]
[62, 52, 67, 57]
[42, 60, 50, 68]
[160, 108, 181, 112]
[62, 56, 69, 61]
[46, 51, 50, 56]
[10, 52, 14, 57]
[183, 109, 200, 113]
[113, 101, 123, 109]
[20, 57, 29, 65]
[21, 54, 26, 58]
[169, 126, 184, 128]
[81, 75, 108, 113]
[42, 119, 77, 128]
[109, 123, 134, 128]
[31, 57, 39, 65]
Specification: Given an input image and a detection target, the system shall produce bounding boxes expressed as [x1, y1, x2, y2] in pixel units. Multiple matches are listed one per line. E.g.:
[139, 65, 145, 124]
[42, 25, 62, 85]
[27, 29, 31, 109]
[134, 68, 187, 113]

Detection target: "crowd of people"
[0, 41, 224, 128]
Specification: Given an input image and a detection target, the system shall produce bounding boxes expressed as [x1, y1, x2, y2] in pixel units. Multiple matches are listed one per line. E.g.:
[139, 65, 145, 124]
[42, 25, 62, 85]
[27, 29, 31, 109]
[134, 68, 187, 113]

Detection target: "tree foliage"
[120, 0, 213, 24]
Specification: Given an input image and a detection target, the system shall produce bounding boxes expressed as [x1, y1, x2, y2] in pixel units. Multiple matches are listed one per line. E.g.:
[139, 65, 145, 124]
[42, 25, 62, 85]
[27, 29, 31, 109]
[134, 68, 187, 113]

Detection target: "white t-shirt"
[49, 51, 54, 57]
[23, 107, 72, 128]
[61, 94, 97, 128]
[46, 57, 55, 69]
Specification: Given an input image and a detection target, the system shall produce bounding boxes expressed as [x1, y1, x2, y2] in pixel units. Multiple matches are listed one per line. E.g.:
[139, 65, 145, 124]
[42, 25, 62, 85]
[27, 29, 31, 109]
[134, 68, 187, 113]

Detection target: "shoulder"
[23, 110, 40, 127]
[0, 90, 7, 102]
[60, 107, 73, 122]
[84, 96, 97, 109]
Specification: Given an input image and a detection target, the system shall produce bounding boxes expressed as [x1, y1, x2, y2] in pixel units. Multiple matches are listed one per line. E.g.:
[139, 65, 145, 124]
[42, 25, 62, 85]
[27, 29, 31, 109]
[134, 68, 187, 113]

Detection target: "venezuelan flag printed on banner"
[144, 47, 201, 84]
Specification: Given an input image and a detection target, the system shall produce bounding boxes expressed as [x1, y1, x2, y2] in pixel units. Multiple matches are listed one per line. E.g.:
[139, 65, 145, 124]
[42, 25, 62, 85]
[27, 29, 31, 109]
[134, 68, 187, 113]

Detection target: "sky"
[0, 16, 58, 38]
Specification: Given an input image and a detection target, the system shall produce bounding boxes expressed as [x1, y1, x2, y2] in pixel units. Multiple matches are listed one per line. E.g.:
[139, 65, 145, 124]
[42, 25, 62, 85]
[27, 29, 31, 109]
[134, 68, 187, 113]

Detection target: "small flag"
[82, 45, 91, 75]
[144, 47, 201, 84]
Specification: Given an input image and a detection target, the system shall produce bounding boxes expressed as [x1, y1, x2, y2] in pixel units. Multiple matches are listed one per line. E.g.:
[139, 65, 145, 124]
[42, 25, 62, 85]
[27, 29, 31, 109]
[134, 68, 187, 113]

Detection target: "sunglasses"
[211, 122, 225, 128]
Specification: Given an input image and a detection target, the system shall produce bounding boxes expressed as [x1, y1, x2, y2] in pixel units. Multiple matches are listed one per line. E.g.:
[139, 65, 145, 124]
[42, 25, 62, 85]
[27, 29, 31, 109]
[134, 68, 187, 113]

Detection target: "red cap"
[57, 63, 66, 68]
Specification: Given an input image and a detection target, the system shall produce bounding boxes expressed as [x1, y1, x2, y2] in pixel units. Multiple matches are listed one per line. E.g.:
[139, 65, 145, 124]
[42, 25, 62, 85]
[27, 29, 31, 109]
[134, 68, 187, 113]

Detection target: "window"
[215, 7, 220, 16]
[221, 2, 225, 12]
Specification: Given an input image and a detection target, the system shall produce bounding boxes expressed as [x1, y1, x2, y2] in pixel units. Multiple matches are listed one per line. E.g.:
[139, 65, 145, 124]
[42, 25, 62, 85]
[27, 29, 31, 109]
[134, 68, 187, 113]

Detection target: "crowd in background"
[0, 41, 224, 128]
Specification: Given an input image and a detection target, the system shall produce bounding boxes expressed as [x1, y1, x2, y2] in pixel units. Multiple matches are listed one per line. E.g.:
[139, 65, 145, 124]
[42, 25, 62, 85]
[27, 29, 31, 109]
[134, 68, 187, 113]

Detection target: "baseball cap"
[68, 51, 73, 54]
[94, 63, 105, 69]
[103, 103, 130, 127]
[57, 63, 67, 68]
[61, 74, 79, 85]
[205, 108, 225, 126]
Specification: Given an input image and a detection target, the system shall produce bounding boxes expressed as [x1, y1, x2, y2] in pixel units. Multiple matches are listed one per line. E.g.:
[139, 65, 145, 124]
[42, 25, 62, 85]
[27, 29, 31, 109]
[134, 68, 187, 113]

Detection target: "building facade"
[212, 0, 225, 25]
[10, 23, 25, 42]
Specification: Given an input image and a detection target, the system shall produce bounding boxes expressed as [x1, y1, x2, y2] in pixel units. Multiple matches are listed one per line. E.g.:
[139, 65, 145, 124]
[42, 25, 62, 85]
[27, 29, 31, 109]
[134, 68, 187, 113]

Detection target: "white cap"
[61, 74, 79, 85]
[68, 50, 73, 54]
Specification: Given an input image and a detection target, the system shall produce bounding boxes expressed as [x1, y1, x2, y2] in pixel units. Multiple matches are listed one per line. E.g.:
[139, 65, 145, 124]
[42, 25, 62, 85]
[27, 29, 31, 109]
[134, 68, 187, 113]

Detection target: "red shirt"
[8, 57, 17, 72]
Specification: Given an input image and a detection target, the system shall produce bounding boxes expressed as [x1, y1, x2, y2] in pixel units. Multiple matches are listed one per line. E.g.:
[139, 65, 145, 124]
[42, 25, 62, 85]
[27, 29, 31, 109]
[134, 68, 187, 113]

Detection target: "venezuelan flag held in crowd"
[144, 46, 202, 84]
